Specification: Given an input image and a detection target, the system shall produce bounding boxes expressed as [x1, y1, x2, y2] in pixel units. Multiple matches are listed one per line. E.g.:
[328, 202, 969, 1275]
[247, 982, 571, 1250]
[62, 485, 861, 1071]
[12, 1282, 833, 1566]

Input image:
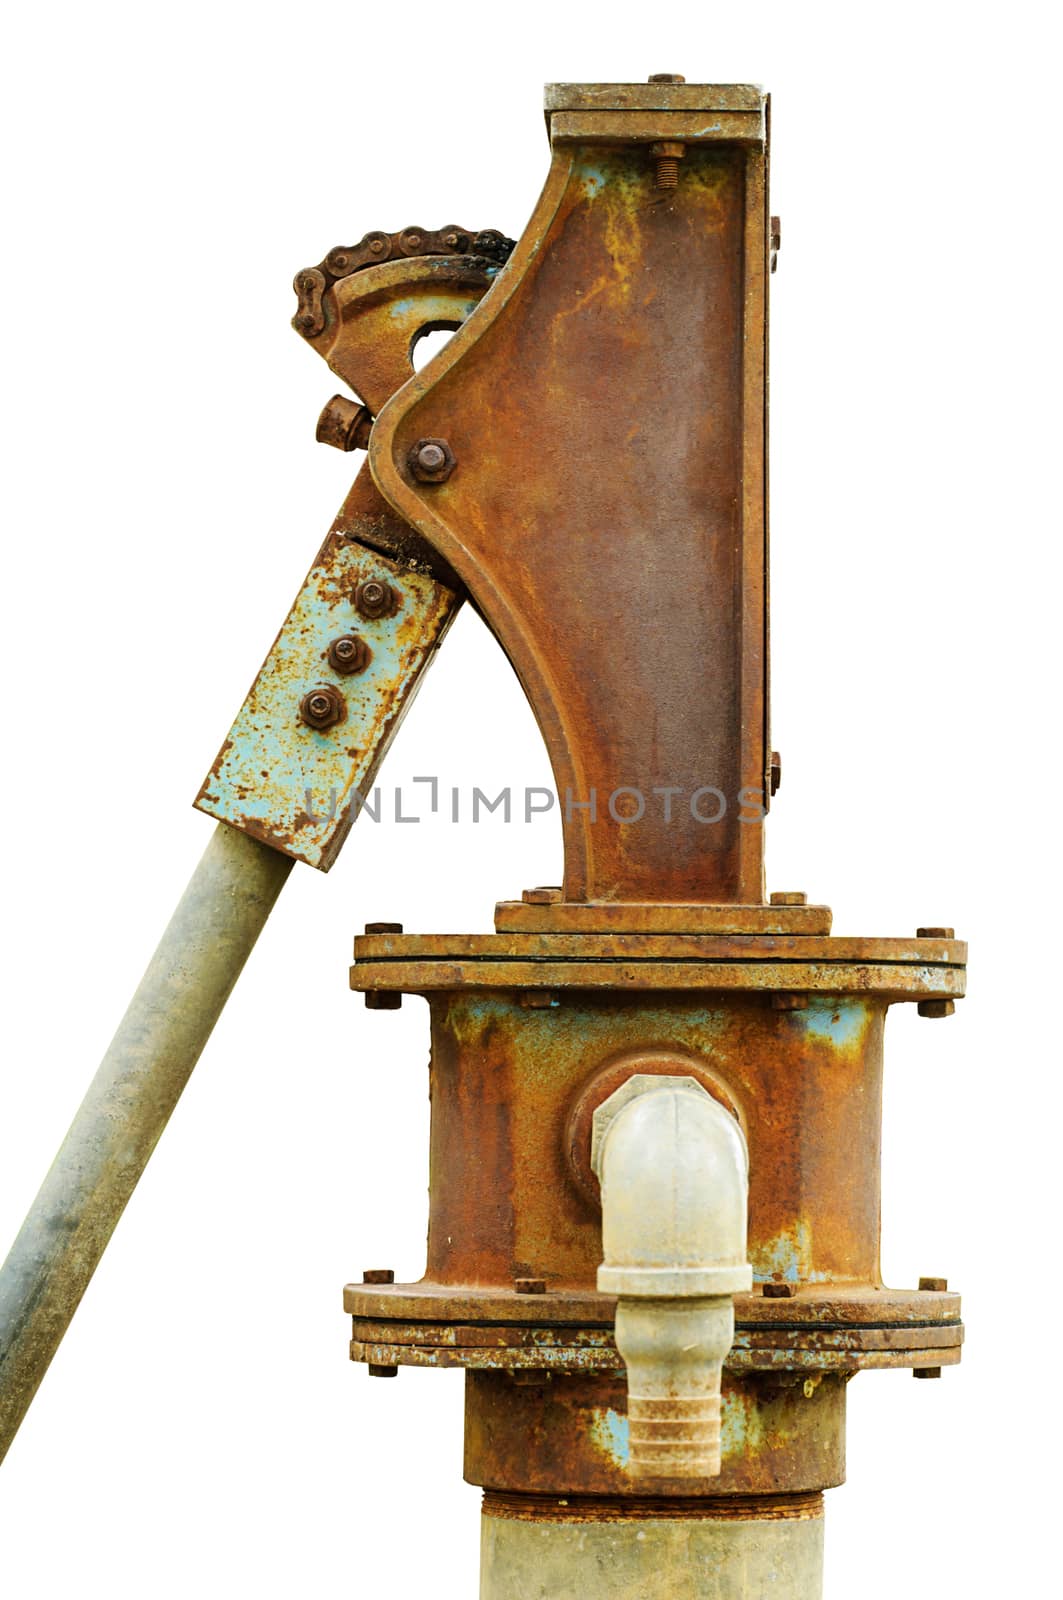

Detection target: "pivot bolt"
[355, 578, 397, 619]
[327, 634, 371, 675]
[299, 685, 345, 729]
[316, 395, 373, 453]
[408, 437, 456, 484]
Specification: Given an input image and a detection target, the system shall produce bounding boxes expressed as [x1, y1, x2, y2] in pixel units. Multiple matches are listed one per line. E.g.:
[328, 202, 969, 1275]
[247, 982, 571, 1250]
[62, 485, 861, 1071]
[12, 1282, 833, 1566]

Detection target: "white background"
[0, 3, 1058, 1595]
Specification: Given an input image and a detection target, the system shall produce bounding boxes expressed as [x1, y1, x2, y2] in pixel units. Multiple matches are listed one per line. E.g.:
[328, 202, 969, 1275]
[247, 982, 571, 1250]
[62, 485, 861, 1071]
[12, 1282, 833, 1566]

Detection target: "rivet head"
[409, 436, 456, 484]
[355, 578, 397, 619]
[299, 685, 345, 729]
[648, 72, 686, 83]
[328, 634, 371, 674]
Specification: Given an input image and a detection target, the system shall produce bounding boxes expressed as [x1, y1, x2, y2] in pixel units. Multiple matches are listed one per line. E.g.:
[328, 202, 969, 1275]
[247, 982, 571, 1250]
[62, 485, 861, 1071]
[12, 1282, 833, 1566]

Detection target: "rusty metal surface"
[351, 956, 965, 999]
[354, 931, 966, 964]
[349, 1317, 961, 1374]
[417, 993, 886, 1292]
[369, 121, 771, 906]
[543, 83, 765, 116]
[495, 901, 833, 935]
[464, 1371, 847, 1497]
[343, 1281, 962, 1326]
[195, 489, 458, 869]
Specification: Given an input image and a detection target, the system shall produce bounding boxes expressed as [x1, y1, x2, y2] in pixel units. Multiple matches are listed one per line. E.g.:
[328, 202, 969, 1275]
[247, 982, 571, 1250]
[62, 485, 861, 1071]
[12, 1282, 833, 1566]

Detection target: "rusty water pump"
[0, 77, 964, 1598]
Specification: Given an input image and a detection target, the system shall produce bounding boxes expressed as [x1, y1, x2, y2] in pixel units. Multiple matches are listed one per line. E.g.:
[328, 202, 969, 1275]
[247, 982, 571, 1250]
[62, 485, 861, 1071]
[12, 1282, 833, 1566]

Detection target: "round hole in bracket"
[410, 322, 461, 373]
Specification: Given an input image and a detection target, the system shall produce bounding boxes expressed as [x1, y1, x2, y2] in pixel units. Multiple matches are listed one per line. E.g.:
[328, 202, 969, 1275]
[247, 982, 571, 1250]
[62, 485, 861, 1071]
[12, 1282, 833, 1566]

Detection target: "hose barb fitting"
[592, 1074, 752, 1479]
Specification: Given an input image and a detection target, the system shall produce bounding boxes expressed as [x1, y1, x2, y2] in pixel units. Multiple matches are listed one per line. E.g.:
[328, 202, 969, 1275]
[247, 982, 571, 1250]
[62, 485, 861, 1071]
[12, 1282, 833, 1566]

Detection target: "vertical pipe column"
[480, 1492, 825, 1600]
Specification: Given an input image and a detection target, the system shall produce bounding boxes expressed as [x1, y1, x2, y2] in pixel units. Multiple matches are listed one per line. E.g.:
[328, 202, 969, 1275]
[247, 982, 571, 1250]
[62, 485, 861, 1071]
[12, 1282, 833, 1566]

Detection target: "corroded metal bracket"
[196, 231, 516, 868]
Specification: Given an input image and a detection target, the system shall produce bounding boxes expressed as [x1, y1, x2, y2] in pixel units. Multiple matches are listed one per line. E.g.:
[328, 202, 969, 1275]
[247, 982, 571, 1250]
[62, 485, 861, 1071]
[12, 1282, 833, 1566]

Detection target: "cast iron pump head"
[0, 74, 964, 1600]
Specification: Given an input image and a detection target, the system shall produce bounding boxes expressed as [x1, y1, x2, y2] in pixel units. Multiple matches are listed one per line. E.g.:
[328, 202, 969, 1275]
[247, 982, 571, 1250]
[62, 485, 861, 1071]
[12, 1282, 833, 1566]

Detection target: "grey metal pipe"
[0, 822, 293, 1463]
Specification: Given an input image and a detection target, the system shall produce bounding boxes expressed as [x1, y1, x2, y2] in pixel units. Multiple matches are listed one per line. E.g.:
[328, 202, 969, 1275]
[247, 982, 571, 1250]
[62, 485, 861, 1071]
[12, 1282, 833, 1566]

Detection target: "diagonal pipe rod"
[0, 822, 293, 1463]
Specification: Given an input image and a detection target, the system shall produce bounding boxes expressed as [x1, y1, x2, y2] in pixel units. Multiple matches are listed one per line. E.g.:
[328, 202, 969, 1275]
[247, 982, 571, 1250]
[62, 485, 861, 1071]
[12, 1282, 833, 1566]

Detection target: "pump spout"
[592, 1074, 753, 1479]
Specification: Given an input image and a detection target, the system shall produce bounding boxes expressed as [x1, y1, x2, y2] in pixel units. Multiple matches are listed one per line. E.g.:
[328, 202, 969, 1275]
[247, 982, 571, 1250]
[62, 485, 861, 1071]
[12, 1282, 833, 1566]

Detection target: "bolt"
[364, 922, 403, 935]
[316, 395, 373, 453]
[368, 1364, 399, 1378]
[355, 578, 397, 619]
[913, 1368, 942, 1380]
[651, 140, 686, 190]
[408, 436, 456, 484]
[327, 634, 371, 675]
[770, 751, 782, 795]
[520, 992, 558, 1009]
[362, 1269, 395, 1284]
[515, 1278, 546, 1295]
[522, 886, 563, 905]
[771, 993, 808, 1012]
[648, 73, 686, 83]
[762, 1282, 796, 1298]
[918, 1277, 948, 1292]
[770, 216, 782, 273]
[770, 891, 808, 906]
[917, 927, 955, 940]
[918, 999, 956, 1019]
[299, 685, 345, 730]
[365, 990, 402, 1011]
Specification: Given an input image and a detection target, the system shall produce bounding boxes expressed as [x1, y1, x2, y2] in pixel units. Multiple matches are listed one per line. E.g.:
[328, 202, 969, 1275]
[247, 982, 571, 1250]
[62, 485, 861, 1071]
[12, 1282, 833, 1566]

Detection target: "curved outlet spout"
[592, 1074, 752, 1479]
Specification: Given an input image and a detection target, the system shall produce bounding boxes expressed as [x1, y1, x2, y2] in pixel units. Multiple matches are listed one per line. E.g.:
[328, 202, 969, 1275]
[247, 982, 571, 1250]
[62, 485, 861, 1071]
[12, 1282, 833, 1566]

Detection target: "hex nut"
[522, 887, 564, 905]
[514, 1278, 546, 1295]
[409, 436, 456, 484]
[299, 685, 345, 730]
[365, 991, 402, 1011]
[355, 578, 398, 619]
[770, 891, 807, 906]
[918, 999, 956, 1019]
[327, 634, 371, 675]
[362, 1269, 395, 1285]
